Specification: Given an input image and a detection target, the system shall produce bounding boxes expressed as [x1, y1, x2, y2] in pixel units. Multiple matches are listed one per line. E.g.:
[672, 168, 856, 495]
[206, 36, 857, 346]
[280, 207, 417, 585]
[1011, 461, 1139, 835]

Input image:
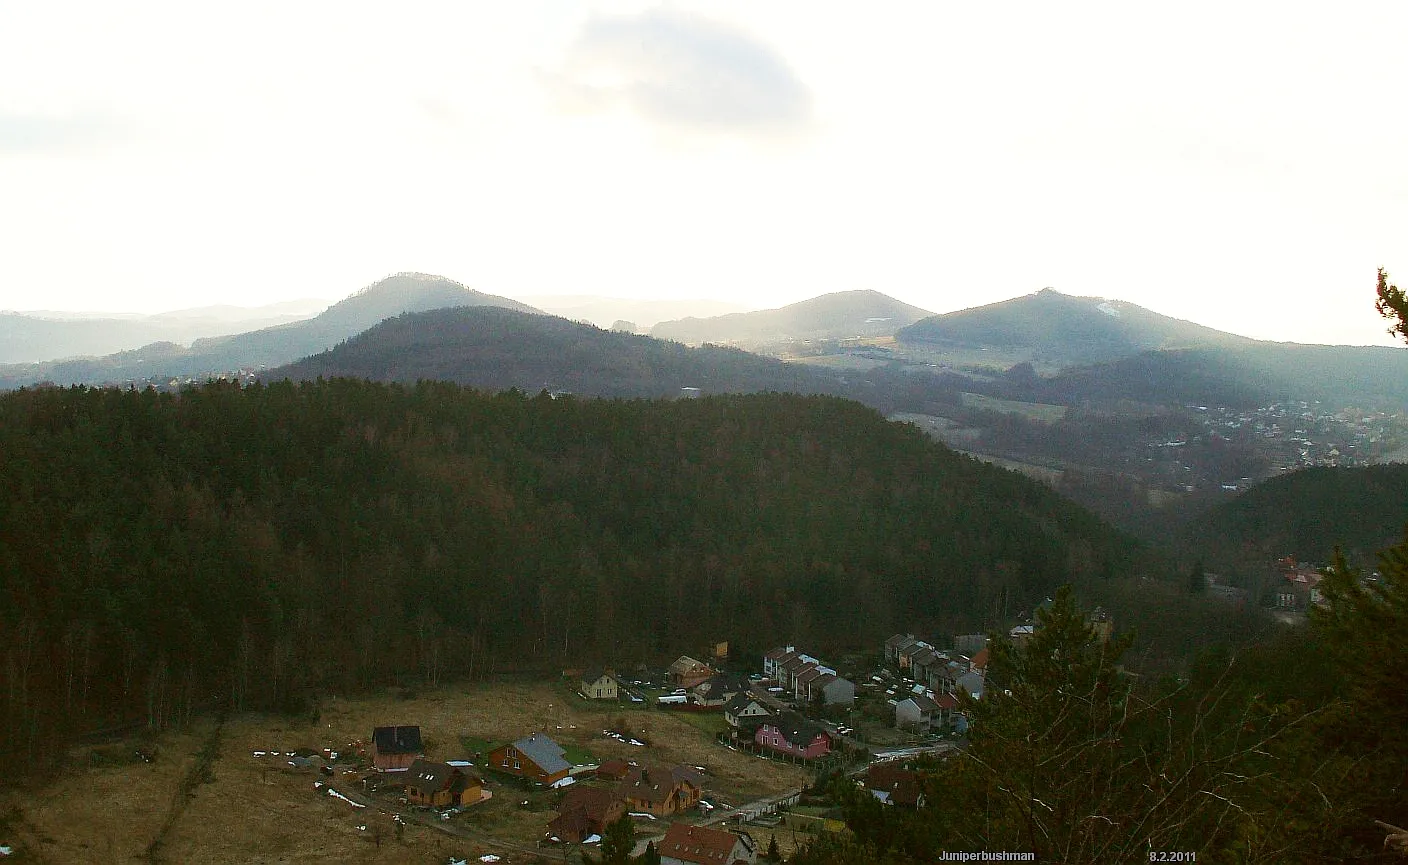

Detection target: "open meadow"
[1, 679, 808, 864]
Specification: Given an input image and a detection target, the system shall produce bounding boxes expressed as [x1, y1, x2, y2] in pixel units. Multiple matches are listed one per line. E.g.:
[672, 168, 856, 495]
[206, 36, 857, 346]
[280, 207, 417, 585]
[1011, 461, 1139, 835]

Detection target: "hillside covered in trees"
[0, 380, 1248, 776]
[1180, 464, 1408, 570]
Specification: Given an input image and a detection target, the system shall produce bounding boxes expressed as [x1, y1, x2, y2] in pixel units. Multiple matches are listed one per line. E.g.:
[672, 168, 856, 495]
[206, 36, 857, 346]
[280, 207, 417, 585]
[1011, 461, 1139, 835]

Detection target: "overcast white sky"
[2, 1, 1406, 345]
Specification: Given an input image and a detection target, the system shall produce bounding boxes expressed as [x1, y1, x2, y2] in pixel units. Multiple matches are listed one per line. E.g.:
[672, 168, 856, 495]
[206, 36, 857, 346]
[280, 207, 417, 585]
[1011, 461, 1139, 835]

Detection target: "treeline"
[1, 380, 1172, 776]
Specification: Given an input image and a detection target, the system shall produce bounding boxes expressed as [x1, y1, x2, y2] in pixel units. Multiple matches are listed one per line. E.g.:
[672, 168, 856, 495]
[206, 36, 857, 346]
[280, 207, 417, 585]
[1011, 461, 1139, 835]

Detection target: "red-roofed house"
[548, 786, 626, 844]
[659, 822, 757, 865]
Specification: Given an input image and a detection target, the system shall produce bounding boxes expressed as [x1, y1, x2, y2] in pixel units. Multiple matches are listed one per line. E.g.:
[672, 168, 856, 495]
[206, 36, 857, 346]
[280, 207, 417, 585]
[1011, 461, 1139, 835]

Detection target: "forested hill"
[271, 305, 943, 411]
[897, 288, 1248, 366]
[0, 272, 534, 388]
[1, 380, 1192, 772]
[1180, 464, 1408, 569]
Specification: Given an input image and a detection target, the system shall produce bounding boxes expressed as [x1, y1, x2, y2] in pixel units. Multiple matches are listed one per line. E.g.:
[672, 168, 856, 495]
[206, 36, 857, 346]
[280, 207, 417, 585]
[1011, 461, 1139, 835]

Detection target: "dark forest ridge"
[272, 305, 867, 401]
[1, 380, 1261, 780]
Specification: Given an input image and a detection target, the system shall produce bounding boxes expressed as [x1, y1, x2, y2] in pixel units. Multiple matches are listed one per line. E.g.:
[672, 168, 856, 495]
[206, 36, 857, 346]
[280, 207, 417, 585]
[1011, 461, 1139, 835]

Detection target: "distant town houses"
[488, 733, 571, 786]
[883, 633, 997, 732]
[894, 692, 960, 733]
[762, 646, 855, 706]
[883, 634, 980, 698]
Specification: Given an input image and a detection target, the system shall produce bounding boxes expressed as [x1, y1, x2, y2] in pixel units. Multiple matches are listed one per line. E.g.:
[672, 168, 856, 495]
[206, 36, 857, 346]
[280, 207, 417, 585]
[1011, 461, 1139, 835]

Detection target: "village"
[1, 632, 1013, 864]
[262, 635, 998, 863]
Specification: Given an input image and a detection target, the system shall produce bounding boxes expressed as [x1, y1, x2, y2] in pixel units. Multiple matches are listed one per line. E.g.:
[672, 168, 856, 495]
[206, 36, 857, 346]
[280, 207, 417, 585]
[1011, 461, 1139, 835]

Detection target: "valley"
[2, 275, 1407, 863]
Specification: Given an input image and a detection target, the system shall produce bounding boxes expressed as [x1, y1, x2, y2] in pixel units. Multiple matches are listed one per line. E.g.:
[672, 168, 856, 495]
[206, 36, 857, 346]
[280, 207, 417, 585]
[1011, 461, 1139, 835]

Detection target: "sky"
[2, 1, 1406, 346]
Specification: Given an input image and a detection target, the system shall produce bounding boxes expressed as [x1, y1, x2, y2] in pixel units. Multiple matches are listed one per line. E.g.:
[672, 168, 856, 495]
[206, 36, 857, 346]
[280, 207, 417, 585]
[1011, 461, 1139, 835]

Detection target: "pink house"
[754, 711, 832, 760]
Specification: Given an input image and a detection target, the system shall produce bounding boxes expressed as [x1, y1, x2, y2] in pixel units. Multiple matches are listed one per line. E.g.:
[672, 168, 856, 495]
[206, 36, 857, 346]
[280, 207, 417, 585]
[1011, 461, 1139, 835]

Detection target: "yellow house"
[579, 669, 620, 700]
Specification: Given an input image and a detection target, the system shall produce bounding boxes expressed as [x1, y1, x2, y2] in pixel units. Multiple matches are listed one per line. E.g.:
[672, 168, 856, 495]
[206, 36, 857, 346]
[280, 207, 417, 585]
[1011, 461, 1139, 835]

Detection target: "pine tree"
[598, 814, 635, 865]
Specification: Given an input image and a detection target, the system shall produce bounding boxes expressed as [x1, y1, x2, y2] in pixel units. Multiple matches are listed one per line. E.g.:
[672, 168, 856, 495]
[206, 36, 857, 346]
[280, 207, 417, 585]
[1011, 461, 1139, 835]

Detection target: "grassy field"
[959, 392, 1069, 422]
[1, 679, 807, 863]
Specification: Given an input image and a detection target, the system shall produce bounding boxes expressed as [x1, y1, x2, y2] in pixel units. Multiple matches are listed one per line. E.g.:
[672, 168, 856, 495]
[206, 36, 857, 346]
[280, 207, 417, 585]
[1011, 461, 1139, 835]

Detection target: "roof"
[513, 733, 571, 775]
[723, 693, 769, 716]
[866, 763, 924, 807]
[372, 725, 423, 755]
[885, 633, 916, 649]
[958, 672, 985, 698]
[764, 646, 792, 661]
[597, 759, 633, 780]
[404, 759, 478, 797]
[669, 655, 713, 675]
[765, 711, 828, 747]
[970, 648, 990, 670]
[659, 823, 748, 865]
[580, 669, 616, 685]
[555, 785, 622, 823]
[693, 672, 749, 694]
[780, 656, 810, 673]
[617, 765, 703, 805]
[794, 666, 824, 685]
[547, 807, 596, 842]
[899, 693, 941, 713]
[910, 647, 939, 666]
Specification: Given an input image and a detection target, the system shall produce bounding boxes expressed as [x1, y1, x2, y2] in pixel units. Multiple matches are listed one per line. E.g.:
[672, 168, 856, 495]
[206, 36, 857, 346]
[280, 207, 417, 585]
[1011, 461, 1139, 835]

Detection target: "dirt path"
[143, 717, 225, 863]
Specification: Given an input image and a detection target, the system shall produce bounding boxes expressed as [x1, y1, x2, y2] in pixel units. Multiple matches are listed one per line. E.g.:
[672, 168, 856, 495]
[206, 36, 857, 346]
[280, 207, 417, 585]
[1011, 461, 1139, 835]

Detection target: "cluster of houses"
[365, 720, 761, 863]
[366, 724, 490, 808]
[882, 634, 989, 733]
[762, 647, 856, 706]
[574, 653, 845, 765]
[548, 761, 704, 842]
[364, 725, 584, 811]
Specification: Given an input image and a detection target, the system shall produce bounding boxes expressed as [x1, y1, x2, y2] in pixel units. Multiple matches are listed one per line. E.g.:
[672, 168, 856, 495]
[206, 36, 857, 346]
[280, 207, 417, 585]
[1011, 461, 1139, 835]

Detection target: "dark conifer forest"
[1, 379, 1206, 774]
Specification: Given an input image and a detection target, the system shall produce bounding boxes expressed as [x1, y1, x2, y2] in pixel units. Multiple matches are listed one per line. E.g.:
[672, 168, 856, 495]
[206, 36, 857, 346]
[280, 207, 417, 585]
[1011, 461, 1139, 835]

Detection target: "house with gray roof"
[489, 733, 572, 785]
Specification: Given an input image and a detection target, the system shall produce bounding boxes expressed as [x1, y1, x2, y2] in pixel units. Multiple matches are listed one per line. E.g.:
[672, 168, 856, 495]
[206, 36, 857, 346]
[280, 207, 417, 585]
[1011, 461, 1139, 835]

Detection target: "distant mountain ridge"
[650, 290, 933, 345]
[0, 300, 327, 364]
[898, 288, 1252, 366]
[0, 273, 536, 388]
[895, 288, 1408, 409]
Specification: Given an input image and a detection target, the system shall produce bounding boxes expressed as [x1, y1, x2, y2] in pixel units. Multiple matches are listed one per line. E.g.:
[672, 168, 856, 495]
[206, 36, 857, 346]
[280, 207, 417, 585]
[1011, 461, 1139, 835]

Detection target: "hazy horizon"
[3, 3, 1405, 347]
